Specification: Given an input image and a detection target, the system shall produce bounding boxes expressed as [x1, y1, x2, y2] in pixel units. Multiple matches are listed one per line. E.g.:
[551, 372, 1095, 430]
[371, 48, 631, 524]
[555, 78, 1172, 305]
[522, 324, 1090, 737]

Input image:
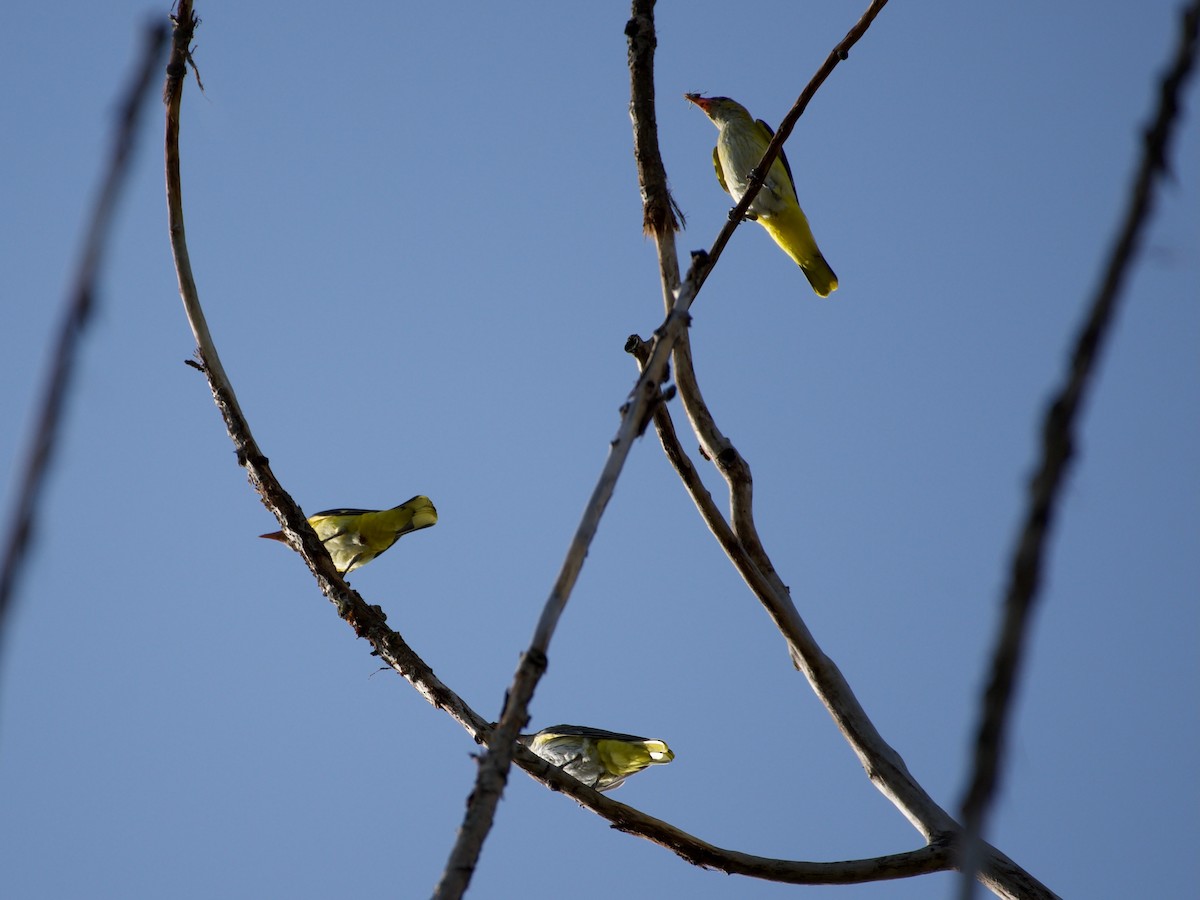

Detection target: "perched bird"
[517, 724, 675, 792]
[260, 495, 437, 575]
[685, 93, 838, 297]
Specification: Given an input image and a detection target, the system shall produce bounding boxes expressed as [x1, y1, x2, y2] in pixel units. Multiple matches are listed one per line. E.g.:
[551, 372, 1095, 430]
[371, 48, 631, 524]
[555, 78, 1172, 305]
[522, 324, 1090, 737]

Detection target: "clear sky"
[2, 2, 1197, 898]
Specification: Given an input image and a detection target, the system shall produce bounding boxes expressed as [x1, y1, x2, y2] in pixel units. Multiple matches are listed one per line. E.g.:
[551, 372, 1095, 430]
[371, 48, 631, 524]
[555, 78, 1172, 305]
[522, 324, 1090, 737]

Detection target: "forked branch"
[627, 1, 1056, 897]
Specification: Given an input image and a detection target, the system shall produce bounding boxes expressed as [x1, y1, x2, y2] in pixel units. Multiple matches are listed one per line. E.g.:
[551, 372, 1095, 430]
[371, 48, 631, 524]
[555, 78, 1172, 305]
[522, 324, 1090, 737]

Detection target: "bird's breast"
[717, 136, 790, 217]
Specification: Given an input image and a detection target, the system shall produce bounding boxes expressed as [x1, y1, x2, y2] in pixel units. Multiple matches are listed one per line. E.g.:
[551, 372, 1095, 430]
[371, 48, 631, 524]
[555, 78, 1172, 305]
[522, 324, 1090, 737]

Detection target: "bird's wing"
[308, 509, 369, 541]
[711, 144, 731, 196]
[534, 724, 649, 742]
[755, 118, 800, 204]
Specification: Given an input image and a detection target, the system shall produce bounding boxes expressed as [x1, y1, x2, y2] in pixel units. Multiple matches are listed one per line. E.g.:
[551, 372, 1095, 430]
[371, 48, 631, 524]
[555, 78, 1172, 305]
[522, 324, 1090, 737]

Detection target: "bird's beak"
[684, 92, 710, 112]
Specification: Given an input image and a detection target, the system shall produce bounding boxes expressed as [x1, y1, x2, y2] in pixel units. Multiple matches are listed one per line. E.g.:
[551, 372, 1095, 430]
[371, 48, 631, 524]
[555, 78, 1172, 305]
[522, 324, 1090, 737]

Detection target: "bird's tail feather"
[760, 210, 838, 298]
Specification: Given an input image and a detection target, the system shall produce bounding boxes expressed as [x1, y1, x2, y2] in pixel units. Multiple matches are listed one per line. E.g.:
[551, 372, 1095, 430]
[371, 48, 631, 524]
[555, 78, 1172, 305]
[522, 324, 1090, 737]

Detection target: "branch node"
[654, 311, 691, 342]
[625, 333, 651, 366]
[523, 647, 548, 674]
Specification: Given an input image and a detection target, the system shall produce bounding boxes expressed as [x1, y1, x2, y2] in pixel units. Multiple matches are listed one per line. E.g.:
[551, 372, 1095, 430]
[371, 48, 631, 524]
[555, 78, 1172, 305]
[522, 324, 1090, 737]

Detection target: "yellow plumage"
[686, 93, 838, 297]
[518, 724, 675, 792]
[260, 495, 437, 575]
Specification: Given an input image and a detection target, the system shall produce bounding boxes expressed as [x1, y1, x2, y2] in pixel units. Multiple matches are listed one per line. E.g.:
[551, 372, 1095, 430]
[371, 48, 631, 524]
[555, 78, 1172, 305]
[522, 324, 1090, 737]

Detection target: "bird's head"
[684, 93, 749, 127]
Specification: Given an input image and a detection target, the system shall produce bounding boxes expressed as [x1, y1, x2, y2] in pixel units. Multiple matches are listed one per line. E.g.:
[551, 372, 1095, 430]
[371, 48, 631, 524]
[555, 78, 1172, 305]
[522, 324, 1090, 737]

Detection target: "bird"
[260, 495, 437, 575]
[685, 93, 838, 297]
[517, 724, 675, 792]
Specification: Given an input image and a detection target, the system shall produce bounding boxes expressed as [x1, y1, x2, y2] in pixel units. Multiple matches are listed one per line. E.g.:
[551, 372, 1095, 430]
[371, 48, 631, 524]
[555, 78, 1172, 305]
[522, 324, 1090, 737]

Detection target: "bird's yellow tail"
[760, 209, 838, 297]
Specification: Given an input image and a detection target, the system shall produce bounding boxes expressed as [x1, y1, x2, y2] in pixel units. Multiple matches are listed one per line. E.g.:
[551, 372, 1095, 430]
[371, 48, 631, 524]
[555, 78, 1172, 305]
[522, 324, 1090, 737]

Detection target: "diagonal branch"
[0, 21, 168, 666]
[626, 345, 1056, 900]
[955, 1, 1200, 894]
[633, 0, 949, 836]
[431, 259, 700, 899]
[686, 0, 890, 301]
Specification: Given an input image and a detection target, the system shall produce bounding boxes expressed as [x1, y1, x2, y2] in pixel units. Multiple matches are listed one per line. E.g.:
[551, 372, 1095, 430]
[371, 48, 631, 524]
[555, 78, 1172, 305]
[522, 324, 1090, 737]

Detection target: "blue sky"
[2, 2, 1197, 898]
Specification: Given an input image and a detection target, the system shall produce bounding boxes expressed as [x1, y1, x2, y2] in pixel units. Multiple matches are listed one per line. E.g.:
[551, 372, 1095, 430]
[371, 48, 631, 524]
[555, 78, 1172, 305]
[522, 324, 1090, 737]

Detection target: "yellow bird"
[685, 93, 838, 297]
[260, 495, 437, 575]
[517, 724, 675, 792]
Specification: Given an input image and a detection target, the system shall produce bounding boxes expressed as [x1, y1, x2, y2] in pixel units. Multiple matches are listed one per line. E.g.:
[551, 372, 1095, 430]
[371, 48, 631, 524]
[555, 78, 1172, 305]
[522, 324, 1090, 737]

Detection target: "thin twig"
[627, 345, 1056, 899]
[0, 21, 168, 666]
[638, 0, 954, 839]
[955, 2, 1200, 895]
[163, 0, 488, 744]
[510, 733, 953, 884]
[686, 0, 891, 300]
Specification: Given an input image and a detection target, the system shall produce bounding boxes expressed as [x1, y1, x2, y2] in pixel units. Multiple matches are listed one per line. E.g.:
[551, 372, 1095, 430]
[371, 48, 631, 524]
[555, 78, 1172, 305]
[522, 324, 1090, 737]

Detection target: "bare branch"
[627, 1, 685, 317]
[627, 2, 1061, 897]
[162, 0, 489, 746]
[626, 1, 684, 238]
[625, 345, 1058, 900]
[955, 1, 1200, 894]
[631, 0, 953, 839]
[0, 21, 168, 664]
[432, 256, 703, 899]
[518, 740, 956, 883]
[160, 5, 969, 891]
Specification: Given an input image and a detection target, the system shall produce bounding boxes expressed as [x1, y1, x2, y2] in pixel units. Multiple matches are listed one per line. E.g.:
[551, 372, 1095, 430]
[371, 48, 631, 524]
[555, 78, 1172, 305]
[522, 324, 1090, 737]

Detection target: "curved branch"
[518, 740, 954, 883]
[956, 1, 1200, 893]
[163, 0, 488, 746]
[627, 341, 1056, 900]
